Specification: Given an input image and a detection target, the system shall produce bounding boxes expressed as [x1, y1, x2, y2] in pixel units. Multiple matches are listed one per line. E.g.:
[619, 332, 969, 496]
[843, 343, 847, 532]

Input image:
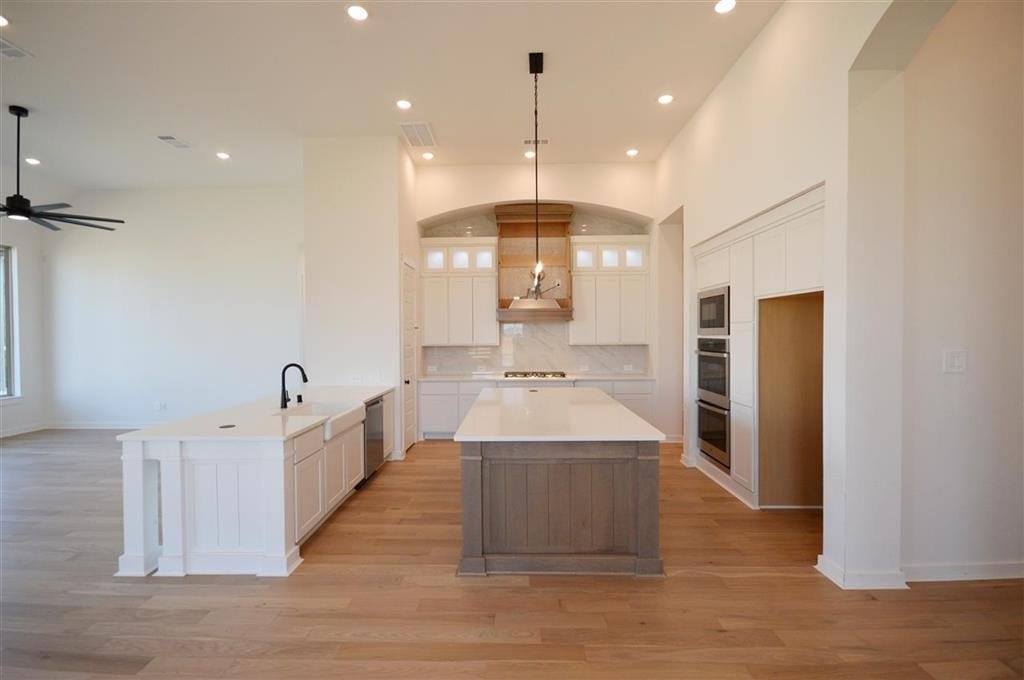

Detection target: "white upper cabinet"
[599, 246, 622, 270]
[471, 277, 499, 346]
[574, 245, 597, 270]
[421, 277, 448, 346]
[619, 274, 647, 345]
[569, 275, 597, 345]
[473, 247, 495, 271]
[420, 239, 499, 347]
[754, 227, 786, 297]
[785, 211, 824, 292]
[729, 239, 754, 325]
[424, 247, 447, 273]
[696, 248, 729, 290]
[447, 277, 474, 345]
[595, 276, 622, 344]
[624, 245, 647, 270]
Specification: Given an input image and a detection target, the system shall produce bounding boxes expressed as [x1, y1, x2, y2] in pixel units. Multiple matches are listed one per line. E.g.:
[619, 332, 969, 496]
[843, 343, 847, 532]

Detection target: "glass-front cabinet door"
[424, 247, 446, 272]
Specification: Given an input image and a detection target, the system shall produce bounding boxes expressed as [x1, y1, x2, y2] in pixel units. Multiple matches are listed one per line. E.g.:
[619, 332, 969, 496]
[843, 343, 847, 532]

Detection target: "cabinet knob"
[404, 379, 411, 385]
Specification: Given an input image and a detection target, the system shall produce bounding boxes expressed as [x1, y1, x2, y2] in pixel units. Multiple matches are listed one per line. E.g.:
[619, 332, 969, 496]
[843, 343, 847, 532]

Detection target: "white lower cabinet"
[342, 424, 364, 492]
[730, 403, 754, 492]
[419, 382, 459, 436]
[294, 450, 325, 541]
[323, 435, 345, 508]
[382, 391, 395, 458]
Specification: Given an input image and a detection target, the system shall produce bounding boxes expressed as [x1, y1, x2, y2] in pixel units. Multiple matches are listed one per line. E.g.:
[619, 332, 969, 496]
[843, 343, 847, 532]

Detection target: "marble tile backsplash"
[422, 322, 649, 376]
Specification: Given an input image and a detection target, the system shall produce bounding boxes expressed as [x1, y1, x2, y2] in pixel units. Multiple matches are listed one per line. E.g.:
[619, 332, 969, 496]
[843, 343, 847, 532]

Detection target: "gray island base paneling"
[458, 440, 663, 577]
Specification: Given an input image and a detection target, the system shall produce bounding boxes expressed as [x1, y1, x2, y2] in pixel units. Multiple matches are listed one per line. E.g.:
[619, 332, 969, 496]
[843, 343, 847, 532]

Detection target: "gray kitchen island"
[454, 387, 665, 577]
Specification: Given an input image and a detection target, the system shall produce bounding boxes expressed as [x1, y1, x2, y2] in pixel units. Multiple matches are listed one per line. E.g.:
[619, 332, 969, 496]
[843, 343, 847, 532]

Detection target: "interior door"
[402, 261, 418, 451]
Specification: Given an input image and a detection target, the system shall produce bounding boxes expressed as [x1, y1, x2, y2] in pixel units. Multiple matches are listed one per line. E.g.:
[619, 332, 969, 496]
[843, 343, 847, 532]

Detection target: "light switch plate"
[942, 349, 967, 374]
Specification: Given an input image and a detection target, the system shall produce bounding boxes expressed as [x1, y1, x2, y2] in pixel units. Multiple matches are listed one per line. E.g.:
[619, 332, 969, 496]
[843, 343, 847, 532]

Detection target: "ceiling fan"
[1, 105, 123, 232]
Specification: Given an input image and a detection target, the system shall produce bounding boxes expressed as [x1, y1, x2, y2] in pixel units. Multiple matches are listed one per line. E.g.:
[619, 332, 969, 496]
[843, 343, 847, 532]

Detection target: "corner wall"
[900, 0, 1024, 580]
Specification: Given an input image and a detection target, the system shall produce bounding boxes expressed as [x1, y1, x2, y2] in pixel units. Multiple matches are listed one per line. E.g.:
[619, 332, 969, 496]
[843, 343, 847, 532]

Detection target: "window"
[0, 246, 12, 397]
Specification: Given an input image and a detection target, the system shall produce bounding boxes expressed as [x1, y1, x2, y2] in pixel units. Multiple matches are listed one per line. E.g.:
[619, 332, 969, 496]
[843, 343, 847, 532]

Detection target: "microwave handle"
[697, 401, 730, 416]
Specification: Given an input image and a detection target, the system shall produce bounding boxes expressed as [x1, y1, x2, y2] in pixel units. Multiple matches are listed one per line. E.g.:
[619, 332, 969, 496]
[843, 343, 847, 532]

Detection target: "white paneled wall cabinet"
[421, 238, 499, 347]
[692, 186, 825, 504]
[568, 236, 649, 346]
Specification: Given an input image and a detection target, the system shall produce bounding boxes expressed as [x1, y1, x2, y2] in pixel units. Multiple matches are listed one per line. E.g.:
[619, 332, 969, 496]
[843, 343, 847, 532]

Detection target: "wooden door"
[758, 292, 823, 506]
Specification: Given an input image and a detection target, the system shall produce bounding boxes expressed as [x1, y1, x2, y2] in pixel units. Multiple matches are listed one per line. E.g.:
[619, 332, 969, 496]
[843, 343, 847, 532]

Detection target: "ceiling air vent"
[0, 38, 32, 59]
[522, 138, 550, 146]
[400, 122, 436, 148]
[156, 135, 191, 149]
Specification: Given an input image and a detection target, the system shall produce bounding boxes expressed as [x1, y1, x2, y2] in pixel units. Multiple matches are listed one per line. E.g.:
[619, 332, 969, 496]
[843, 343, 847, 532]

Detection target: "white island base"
[115, 386, 393, 577]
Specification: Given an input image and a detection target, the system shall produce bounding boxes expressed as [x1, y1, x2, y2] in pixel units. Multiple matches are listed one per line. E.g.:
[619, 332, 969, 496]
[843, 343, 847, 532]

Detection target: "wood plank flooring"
[1, 431, 1020, 679]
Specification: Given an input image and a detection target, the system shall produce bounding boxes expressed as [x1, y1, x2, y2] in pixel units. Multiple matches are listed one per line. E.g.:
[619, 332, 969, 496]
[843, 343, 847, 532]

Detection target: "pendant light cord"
[533, 72, 539, 275]
[15, 113, 20, 195]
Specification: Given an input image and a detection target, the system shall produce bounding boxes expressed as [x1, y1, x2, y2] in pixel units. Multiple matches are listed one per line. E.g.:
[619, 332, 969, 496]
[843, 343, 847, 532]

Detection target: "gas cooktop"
[503, 371, 568, 379]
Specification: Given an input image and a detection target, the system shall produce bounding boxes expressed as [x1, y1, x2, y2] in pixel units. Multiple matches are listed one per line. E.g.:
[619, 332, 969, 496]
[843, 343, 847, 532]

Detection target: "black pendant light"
[529, 52, 544, 299]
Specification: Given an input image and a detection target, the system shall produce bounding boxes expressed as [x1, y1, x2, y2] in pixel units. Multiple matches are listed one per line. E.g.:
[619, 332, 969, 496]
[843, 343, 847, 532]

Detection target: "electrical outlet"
[579, 364, 590, 373]
[942, 349, 967, 374]
[623, 364, 634, 372]
[156, 402, 168, 412]
[426, 365, 438, 374]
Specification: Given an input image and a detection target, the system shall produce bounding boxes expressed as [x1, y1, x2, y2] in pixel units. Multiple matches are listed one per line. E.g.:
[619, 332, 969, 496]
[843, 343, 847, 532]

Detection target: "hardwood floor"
[1, 430, 1020, 679]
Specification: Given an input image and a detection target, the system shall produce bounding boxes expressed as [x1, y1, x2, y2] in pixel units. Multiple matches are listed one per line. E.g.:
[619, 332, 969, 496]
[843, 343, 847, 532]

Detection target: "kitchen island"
[115, 385, 393, 577]
[454, 387, 664, 576]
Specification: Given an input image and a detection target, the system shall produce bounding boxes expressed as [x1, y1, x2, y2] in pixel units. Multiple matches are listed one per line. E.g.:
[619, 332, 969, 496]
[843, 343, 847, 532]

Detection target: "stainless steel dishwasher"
[361, 397, 385, 483]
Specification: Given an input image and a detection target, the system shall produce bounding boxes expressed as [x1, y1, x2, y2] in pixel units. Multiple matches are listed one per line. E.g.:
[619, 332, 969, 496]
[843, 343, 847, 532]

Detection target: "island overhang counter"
[454, 387, 665, 577]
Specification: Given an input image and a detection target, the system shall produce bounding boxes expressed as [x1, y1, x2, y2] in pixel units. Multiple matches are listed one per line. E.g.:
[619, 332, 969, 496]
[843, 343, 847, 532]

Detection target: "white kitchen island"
[115, 385, 393, 577]
[454, 387, 665, 576]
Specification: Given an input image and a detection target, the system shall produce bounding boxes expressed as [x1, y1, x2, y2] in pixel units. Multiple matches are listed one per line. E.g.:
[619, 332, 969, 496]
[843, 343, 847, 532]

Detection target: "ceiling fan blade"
[29, 217, 61, 231]
[33, 211, 124, 224]
[32, 202, 71, 211]
[45, 216, 116, 232]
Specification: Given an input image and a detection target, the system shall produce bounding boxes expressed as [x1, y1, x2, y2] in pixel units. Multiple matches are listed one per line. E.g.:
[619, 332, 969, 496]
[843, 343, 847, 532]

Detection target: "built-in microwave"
[698, 286, 729, 336]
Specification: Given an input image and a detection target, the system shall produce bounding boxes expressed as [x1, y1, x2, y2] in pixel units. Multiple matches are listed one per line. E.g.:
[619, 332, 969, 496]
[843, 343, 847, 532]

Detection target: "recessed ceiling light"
[215, 151, 231, 160]
[24, 157, 40, 165]
[396, 99, 412, 110]
[0, 16, 9, 27]
[347, 5, 369, 21]
[422, 152, 434, 160]
[657, 94, 674, 105]
[524, 150, 536, 159]
[626, 148, 639, 158]
[714, 0, 736, 14]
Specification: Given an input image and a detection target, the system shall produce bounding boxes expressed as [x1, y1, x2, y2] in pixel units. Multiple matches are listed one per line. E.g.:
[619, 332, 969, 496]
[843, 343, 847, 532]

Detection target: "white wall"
[900, 0, 1024, 580]
[654, 0, 891, 587]
[0, 169, 73, 436]
[45, 187, 303, 427]
[303, 137, 403, 449]
[651, 222, 684, 441]
[416, 162, 655, 223]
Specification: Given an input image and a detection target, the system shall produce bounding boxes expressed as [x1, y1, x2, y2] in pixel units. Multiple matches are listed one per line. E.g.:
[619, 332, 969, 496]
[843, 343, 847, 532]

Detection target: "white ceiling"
[0, 1, 780, 191]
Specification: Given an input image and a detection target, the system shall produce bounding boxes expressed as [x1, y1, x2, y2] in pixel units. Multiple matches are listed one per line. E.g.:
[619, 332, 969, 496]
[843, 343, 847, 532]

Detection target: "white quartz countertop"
[117, 385, 393, 442]
[454, 387, 665, 442]
[420, 373, 654, 382]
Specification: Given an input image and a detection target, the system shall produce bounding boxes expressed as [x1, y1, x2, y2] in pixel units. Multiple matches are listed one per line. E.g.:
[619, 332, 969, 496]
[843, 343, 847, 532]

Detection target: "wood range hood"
[494, 202, 574, 323]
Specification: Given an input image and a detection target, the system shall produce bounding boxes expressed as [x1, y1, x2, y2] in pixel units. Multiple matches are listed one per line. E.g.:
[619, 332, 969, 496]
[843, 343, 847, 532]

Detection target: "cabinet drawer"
[613, 380, 654, 395]
[292, 426, 325, 464]
[419, 381, 459, 395]
[459, 381, 496, 396]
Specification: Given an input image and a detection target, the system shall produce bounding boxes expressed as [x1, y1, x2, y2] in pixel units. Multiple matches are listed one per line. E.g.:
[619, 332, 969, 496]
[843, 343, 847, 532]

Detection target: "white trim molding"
[816, 555, 908, 589]
[903, 561, 1024, 582]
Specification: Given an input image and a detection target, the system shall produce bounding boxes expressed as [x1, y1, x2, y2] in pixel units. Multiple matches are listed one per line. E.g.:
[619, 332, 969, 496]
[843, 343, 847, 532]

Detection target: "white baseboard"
[815, 554, 908, 589]
[665, 434, 684, 443]
[695, 456, 757, 509]
[0, 422, 45, 438]
[903, 561, 1024, 582]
